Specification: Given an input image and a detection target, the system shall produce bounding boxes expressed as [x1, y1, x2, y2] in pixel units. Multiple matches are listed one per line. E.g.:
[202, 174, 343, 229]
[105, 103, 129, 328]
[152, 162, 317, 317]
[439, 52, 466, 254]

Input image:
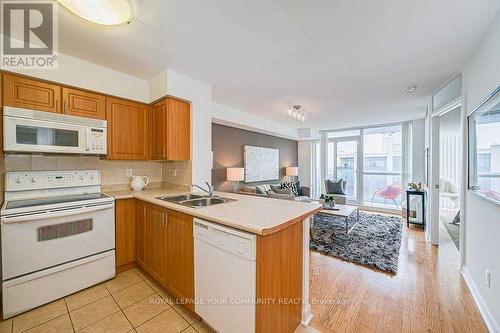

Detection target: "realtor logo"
[1, 0, 58, 69]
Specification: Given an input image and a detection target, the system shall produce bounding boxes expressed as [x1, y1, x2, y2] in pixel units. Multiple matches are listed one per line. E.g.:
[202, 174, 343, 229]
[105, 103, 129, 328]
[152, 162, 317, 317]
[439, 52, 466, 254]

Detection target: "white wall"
[462, 10, 500, 332]
[211, 103, 298, 140]
[298, 140, 312, 187]
[7, 53, 149, 102]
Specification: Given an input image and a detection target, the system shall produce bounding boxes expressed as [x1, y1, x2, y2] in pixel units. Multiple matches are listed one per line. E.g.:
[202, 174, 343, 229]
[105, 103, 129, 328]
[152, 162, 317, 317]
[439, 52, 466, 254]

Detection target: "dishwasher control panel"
[194, 219, 256, 261]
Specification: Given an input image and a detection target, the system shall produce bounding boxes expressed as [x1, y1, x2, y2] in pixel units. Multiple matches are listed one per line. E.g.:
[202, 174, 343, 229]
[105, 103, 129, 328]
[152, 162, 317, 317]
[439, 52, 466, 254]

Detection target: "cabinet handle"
[56, 99, 60, 113]
[143, 206, 146, 219]
[163, 147, 166, 159]
[164, 213, 168, 228]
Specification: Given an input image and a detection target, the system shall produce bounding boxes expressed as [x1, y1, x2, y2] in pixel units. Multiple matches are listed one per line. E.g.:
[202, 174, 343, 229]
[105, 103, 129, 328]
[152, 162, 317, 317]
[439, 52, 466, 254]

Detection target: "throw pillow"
[325, 179, 345, 195]
[255, 185, 266, 194]
[281, 181, 299, 196]
[273, 187, 292, 195]
[266, 191, 295, 201]
[269, 184, 282, 192]
[241, 186, 256, 194]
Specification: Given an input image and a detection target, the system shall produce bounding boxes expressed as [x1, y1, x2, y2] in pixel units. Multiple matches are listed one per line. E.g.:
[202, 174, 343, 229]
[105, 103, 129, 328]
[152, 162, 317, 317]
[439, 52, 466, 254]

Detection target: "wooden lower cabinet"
[256, 221, 303, 333]
[115, 199, 136, 268]
[148, 204, 167, 285]
[135, 200, 149, 268]
[164, 210, 195, 312]
[132, 200, 194, 311]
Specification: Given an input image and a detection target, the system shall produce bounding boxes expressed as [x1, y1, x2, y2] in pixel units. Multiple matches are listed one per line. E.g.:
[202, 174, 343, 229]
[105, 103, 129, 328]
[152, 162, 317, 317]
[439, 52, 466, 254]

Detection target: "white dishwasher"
[194, 218, 256, 333]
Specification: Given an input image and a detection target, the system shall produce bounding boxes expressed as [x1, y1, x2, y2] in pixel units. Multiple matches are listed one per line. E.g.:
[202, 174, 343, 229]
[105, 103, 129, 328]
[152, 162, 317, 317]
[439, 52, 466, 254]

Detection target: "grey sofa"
[238, 183, 311, 202]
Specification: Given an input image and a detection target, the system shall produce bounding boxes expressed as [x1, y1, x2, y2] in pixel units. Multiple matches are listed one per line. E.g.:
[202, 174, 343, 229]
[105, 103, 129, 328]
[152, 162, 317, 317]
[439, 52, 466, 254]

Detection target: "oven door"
[3, 115, 87, 154]
[1, 203, 115, 280]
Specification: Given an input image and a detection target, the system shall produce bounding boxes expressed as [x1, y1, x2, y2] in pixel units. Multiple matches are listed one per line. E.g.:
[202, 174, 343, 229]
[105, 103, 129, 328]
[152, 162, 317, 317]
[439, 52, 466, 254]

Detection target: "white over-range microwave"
[3, 106, 107, 155]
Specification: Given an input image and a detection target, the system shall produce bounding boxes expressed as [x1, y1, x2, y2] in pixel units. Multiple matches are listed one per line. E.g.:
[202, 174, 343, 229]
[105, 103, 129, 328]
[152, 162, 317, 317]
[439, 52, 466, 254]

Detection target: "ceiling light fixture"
[288, 105, 305, 122]
[405, 85, 417, 93]
[57, 0, 134, 26]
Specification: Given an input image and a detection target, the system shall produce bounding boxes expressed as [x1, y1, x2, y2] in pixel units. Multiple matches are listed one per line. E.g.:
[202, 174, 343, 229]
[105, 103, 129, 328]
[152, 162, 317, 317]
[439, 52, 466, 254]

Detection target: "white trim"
[211, 118, 298, 141]
[302, 217, 313, 325]
[461, 265, 499, 333]
[432, 97, 461, 118]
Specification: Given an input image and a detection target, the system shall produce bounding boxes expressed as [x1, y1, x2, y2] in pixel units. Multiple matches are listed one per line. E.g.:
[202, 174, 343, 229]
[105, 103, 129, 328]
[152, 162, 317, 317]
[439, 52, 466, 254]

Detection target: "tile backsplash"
[0, 155, 192, 193]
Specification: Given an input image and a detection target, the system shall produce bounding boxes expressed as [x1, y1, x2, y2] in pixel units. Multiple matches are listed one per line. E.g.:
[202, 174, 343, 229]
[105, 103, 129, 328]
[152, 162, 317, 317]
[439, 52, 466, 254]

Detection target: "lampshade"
[227, 168, 244, 181]
[286, 167, 299, 176]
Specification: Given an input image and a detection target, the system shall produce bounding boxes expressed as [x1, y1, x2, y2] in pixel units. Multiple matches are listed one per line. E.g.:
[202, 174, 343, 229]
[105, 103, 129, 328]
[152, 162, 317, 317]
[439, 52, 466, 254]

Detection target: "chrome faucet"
[191, 182, 215, 197]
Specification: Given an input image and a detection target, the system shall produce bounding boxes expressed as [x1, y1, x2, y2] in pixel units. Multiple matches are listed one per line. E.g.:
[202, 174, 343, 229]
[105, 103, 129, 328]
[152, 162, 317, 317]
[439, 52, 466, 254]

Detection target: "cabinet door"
[106, 97, 149, 160]
[62, 87, 105, 119]
[166, 98, 191, 160]
[165, 210, 194, 311]
[3, 74, 61, 113]
[115, 199, 136, 268]
[151, 100, 167, 160]
[135, 200, 149, 269]
[1, 74, 3, 155]
[148, 205, 167, 285]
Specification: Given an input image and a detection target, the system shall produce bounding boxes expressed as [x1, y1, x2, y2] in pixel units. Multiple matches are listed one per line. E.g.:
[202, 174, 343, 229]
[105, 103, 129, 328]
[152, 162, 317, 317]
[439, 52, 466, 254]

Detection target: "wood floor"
[308, 215, 487, 333]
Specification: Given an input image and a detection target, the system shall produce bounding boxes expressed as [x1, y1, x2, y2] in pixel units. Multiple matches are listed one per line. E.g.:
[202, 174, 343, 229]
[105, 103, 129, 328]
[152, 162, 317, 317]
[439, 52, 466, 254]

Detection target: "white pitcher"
[130, 176, 149, 191]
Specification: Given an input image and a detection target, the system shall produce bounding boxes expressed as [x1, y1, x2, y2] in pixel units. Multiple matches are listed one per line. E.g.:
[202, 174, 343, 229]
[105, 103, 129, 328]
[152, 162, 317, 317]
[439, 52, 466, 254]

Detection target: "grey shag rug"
[310, 212, 402, 274]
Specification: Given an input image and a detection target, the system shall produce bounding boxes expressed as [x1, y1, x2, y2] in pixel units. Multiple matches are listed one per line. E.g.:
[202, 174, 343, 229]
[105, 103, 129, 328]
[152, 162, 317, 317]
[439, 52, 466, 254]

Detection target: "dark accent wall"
[212, 123, 298, 192]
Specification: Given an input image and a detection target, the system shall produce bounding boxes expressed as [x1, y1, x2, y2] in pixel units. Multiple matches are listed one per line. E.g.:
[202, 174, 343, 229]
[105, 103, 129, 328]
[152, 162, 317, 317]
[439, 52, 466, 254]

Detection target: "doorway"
[430, 104, 462, 251]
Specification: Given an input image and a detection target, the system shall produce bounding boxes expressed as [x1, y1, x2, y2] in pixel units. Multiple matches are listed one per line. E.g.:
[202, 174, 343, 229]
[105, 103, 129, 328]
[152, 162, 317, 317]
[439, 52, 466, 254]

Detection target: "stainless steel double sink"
[156, 194, 236, 208]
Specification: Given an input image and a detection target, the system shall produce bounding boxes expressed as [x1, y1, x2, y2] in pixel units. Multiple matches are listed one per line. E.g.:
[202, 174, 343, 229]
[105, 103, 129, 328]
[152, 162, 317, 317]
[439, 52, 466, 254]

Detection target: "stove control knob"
[15, 177, 21, 184]
[90, 174, 95, 180]
[79, 175, 84, 181]
[30, 177, 36, 183]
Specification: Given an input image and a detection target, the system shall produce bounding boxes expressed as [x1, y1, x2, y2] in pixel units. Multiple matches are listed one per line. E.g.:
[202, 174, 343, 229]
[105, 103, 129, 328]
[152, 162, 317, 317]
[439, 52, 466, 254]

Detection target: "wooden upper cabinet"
[151, 100, 168, 160]
[106, 97, 150, 160]
[62, 87, 105, 119]
[3, 74, 61, 113]
[151, 97, 190, 161]
[166, 98, 191, 160]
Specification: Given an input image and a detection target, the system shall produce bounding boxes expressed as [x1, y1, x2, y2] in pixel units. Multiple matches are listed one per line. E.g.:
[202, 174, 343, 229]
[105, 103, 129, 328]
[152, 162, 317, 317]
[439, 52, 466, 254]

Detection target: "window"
[468, 87, 500, 203]
[316, 123, 409, 210]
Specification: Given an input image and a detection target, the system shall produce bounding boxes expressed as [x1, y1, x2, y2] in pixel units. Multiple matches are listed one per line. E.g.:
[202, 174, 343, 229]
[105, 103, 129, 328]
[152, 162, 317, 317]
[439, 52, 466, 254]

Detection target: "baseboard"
[301, 303, 313, 326]
[461, 265, 499, 333]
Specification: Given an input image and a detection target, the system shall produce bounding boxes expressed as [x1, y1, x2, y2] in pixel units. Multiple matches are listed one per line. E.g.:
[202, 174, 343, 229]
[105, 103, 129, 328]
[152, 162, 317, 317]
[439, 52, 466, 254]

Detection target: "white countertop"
[105, 188, 322, 235]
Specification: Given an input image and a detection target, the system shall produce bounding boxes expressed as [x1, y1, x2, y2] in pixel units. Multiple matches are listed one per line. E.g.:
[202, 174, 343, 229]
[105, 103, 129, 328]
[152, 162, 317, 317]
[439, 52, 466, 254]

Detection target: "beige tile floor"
[0, 268, 216, 333]
[0, 267, 320, 333]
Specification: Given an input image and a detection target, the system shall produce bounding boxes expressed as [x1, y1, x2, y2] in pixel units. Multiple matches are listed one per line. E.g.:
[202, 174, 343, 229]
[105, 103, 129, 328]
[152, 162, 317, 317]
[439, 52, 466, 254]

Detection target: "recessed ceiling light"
[405, 85, 417, 93]
[57, 0, 133, 26]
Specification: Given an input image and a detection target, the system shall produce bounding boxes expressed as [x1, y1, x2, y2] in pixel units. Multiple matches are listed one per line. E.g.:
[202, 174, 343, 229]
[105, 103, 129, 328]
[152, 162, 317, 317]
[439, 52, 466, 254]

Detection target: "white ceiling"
[57, 0, 500, 130]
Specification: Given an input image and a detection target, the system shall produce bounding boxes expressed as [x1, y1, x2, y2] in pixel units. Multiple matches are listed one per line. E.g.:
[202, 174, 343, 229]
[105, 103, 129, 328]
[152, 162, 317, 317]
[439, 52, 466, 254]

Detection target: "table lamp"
[286, 166, 299, 182]
[227, 167, 244, 193]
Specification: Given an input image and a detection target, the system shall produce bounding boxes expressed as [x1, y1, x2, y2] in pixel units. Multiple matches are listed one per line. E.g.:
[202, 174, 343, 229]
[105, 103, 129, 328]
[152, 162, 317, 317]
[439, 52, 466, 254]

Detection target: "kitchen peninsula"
[108, 188, 322, 333]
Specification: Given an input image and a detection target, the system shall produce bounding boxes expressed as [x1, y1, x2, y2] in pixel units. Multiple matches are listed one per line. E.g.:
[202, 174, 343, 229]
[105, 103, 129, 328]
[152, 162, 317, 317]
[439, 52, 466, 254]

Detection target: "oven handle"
[1, 203, 114, 224]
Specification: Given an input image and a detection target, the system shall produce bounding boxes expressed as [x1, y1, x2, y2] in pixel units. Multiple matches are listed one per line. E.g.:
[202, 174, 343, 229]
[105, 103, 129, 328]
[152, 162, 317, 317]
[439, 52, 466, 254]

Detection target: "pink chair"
[371, 183, 402, 206]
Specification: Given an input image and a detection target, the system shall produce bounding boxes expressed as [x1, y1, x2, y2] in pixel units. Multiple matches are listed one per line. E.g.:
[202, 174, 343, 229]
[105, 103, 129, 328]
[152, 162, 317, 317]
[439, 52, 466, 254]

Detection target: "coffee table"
[319, 204, 360, 234]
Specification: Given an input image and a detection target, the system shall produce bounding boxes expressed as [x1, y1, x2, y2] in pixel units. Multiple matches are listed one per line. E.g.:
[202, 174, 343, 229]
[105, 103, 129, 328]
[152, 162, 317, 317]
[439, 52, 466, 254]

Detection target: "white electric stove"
[1, 170, 115, 318]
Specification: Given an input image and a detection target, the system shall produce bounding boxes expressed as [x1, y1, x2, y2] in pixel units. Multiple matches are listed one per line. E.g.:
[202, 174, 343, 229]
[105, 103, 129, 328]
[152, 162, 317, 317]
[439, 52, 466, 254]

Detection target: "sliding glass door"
[362, 125, 403, 208]
[313, 124, 408, 210]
